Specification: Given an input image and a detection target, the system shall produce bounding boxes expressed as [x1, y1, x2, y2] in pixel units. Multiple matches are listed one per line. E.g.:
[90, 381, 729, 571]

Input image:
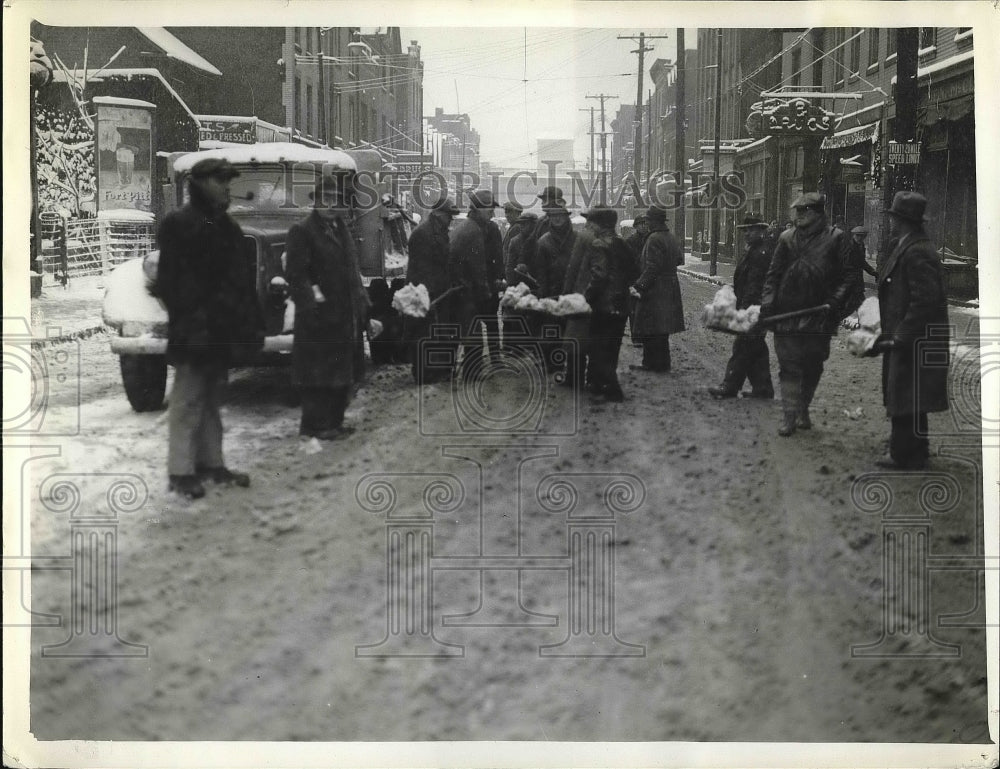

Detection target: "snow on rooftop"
[56, 68, 199, 123]
[91, 96, 156, 109]
[138, 28, 222, 76]
[173, 143, 358, 173]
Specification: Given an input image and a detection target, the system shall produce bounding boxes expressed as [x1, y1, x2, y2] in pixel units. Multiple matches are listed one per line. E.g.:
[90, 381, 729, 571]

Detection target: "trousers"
[721, 333, 774, 395]
[168, 361, 227, 476]
[890, 413, 930, 465]
[300, 386, 350, 435]
[641, 334, 671, 371]
[773, 333, 831, 414]
[589, 314, 627, 396]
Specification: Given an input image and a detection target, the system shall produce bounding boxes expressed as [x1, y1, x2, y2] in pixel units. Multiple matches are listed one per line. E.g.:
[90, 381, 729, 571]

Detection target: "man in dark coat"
[562, 205, 615, 389]
[450, 190, 500, 371]
[760, 192, 857, 436]
[501, 201, 524, 269]
[584, 210, 638, 401]
[536, 202, 576, 299]
[534, 186, 565, 241]
[503, 212, 541, 357]
[624, 213, 649, 344]
[630, 204, 685, 372]
[155, 157, 263, 499]
[871, 191, 950, 470]
[406, 198, 460, 383]
[709, 214, 775, 399]
[286, 173, 372, 439]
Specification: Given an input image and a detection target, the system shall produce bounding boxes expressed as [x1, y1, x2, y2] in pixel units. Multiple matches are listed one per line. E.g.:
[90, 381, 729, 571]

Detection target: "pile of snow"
[392, 283, 431, 318]
[501, 284, 591, 315]
[102, 258, 167, 326]
[701, 285, 760, 333]
[500, 283, 533, 309]
[846, 297, 881, 356]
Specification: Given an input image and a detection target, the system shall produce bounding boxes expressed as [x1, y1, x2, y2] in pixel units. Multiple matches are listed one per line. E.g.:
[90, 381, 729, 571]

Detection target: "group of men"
[707, 189, 950, 470]
[404, 186, 689, 402]
[154, 157, 951, 500]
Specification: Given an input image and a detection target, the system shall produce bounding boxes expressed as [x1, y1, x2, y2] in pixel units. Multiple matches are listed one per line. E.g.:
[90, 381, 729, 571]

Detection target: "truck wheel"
[120, 354, 167, 412]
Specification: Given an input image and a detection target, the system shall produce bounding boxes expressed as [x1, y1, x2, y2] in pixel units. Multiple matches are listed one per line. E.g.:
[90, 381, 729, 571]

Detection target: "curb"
[30, 325, 108, 348]
[678, 267, 727, 287]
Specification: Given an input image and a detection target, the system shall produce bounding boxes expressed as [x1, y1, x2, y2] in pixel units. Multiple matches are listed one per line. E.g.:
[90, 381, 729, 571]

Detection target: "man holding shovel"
[760, 193, 857, 436]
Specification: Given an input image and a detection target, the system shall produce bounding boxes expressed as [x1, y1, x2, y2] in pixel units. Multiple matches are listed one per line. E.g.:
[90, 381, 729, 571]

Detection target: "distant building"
[536, 137, 574, 176]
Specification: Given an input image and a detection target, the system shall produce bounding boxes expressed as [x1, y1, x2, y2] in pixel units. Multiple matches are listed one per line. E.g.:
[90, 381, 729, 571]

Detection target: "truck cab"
[103, 142, 411, 411]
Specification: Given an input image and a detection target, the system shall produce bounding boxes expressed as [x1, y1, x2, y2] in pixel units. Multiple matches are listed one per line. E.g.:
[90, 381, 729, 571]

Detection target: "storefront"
[820, 121, 879, 229]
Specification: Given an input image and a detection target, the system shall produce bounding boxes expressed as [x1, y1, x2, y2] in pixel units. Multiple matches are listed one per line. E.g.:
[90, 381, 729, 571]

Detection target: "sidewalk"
[29, 275, 109, 345]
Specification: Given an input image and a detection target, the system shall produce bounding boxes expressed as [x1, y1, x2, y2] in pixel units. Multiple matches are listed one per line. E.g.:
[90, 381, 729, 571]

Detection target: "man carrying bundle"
[708, 214, 775, 400]
[760, 192, 857, 436]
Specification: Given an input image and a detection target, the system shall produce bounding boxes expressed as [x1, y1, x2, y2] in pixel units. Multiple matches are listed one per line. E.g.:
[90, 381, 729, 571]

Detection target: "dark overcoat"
[585, 234, 638, 316]
[733, 238, 773, 309]
[536, 227, 577, 298]
[760, 221, 856, 334]
[878, 231, 950, 416]
[285, 211, 370, 389]
[406, 215, 452, 299]
[633, 224, 685, 336]
[506, 226, 540, 287]
[154, 192, 263, 366]
[449, 218, 491, 323]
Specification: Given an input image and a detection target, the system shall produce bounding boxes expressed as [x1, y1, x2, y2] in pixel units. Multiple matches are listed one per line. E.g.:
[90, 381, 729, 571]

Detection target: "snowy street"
[19, 273, 990, 742]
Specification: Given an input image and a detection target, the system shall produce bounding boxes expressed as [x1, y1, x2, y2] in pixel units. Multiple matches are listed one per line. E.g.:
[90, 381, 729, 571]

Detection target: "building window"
[867, 28, 880, 70]
[790, 48, 802, 87]
[306, 84, 313, 135]
[834, 28, 846, 86]
[848, 28, 861, 75]
[886, 28, 897, 60]
[295, 74, 301, 127]
[955, 27, 973, 44]
[919, 27, 937, 52]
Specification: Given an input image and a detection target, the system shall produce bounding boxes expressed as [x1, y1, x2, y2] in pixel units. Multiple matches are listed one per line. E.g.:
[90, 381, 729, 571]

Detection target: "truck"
[102, 142, 412, 411]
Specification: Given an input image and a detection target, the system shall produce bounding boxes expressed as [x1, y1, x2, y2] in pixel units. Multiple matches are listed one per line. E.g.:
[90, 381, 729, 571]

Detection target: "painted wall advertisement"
[94, 97, 155, 212]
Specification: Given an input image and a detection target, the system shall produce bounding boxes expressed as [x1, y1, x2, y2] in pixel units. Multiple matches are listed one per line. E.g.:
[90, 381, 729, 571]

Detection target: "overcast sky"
[402, 27, 697, 170]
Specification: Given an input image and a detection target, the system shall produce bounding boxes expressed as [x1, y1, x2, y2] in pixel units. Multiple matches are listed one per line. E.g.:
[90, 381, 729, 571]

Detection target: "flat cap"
[503, 200, 524, 212]
[190, 157, 240, 180]
[582, 205, 618, 227]
[516, 212, 540, 224]
[850, 225, 868, 235]
[736, 213, 768, 229]
[790, 192, 826, 209]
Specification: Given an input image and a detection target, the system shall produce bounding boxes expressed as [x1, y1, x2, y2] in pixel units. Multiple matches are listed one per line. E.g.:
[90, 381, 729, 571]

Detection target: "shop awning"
[821, 122, 878, 151]
[920, 95, 974, 126]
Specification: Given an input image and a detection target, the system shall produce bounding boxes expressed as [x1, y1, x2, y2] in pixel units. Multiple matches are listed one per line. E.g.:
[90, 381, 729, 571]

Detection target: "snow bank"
[846, 296, 881, 356]
[102, 258, 167, 326]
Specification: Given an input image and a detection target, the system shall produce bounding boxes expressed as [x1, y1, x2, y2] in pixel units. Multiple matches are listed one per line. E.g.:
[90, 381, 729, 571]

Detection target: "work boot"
[745, 389, 775, 399]
[708, 385, 738, 399]
[168, 474, 206, 500]
[796, 409, 812, 430]
[198, 466, 251, 487]
[778, 411, 798, 437]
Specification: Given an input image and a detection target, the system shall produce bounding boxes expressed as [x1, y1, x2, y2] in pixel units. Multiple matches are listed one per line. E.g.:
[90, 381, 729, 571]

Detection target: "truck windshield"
[182, 164, 326, 214]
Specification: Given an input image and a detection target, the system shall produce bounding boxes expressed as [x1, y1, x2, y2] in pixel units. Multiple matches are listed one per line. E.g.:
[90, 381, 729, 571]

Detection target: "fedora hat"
[645, 204, 668, 221]
[468, 190, 499, 209]
[537, 186, 565, 203]
[431, 197, 462, 216]
[582, 204, 618, 227]
[736, 213, 767, 229]
[886, 191, 928, 223]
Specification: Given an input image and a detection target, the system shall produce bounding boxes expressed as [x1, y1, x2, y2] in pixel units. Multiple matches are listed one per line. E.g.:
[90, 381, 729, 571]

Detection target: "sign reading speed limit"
[887, 141, 921, 165]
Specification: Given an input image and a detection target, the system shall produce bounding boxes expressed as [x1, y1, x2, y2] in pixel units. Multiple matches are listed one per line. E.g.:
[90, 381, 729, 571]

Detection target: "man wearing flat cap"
[285, 172, 372, 440]
[406, 197, 461, 383]
[630, 204, 685, 372]
[709, 214, 775, 399]
[868, 191, 949, 470]
[154, 156, 264, 499]
[450, 189, 501, 370]
[502, 200, 525, 266]
[760, 192, 858, 436]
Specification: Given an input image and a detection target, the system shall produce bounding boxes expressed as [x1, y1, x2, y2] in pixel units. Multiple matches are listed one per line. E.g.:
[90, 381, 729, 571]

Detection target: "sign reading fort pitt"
[746, 97, 841, 138]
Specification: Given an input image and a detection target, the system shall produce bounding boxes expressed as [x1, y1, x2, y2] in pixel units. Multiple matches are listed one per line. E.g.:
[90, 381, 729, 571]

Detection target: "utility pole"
[619, 32, 669, 186]
[880, 27, 919, 264]
[317, 30, 327, 145]
[579, 107, 596, 185]
[587, 93, 617, 205]
[645, 88, 652, 183]
[710, 28, 723, 277]
[675, 28, 686, 252]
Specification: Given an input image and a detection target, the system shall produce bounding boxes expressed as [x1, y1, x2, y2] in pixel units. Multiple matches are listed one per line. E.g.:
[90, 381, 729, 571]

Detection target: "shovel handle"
[757, 303, 831, 325]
